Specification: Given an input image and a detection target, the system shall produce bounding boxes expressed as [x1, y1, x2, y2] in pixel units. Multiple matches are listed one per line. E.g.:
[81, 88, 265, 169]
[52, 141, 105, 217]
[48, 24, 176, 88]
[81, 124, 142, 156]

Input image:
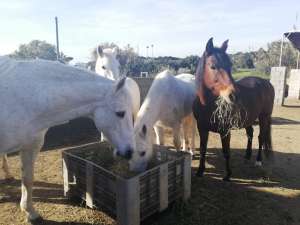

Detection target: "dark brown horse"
[193, 38, 275, 181]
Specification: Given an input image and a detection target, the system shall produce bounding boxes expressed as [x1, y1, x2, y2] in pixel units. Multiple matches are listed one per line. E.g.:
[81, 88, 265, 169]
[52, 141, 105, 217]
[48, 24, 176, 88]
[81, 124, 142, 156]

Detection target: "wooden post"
[62, 155, 70, 197]
[159, 163, 168, 211]
[183, 154, 191, 201]
[86, 163, 94, 208]
[116, 177, 140, 225]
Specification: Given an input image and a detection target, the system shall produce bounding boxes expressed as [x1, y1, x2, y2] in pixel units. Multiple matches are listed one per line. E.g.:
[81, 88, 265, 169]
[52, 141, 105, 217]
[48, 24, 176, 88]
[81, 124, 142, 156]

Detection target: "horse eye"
[102, 66, 106, 70]
[115, 111, 125, 118]
[140, 151, 146, 157]
[211, 65, 217, 70]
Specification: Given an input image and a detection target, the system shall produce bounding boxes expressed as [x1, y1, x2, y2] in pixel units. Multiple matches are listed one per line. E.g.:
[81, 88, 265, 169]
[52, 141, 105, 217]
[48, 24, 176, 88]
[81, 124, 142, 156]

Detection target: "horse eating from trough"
[0, 56, 135, 222]
[130, 70, 197, 172]
[193, 38, 275, 181]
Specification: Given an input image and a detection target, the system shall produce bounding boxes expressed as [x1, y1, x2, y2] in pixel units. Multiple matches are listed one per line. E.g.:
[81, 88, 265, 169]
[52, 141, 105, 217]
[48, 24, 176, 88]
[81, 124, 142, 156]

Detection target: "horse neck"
[32, 64, 114, 129]
[136, 97, 162, 129]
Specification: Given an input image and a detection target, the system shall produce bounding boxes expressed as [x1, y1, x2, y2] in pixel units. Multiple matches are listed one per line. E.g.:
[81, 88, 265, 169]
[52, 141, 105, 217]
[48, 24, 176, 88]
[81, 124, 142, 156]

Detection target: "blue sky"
[0, 0, 299, 62]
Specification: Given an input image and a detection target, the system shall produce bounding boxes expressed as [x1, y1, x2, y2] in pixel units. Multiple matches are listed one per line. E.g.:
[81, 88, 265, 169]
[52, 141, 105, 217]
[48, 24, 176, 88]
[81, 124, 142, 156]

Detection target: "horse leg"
[2, 155, 13, 180]
[263, 115, 274, 160]
[154, 125, 165, 145]
[244, 126, 254, 160]
[196, 129, 209, 177]
[256, 116, 265, 166]
[190, 116, 196, 155]
[20, 133, 45, 222]
[262, 115, 274, 177]
[172, 124, 181, 151]
[100, 132, 108, 142]
[220, 132, 232, 181]
[182, 117, 190, 153]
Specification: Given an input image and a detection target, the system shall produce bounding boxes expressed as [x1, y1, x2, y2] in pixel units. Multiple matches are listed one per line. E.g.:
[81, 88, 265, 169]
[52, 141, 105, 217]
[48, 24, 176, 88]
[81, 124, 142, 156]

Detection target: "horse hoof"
[28, 216, 43, 225]
[255, 161, 262, 167]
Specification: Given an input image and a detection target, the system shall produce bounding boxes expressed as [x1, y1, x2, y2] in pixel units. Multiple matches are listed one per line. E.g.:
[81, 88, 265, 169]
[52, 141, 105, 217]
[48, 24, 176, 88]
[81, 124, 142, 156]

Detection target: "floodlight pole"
[279, 34, 284, 67]
[55, 16, 60, 60]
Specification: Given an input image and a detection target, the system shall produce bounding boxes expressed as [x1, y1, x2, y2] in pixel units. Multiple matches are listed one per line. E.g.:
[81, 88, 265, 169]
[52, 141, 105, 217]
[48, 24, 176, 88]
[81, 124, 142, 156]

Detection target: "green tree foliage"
[91, 40, 299, 78]
[230, 40, 299, 75]
[231, 52, 255, 70]
[9, 40, 72, 62]
[254, 40, 298, 74]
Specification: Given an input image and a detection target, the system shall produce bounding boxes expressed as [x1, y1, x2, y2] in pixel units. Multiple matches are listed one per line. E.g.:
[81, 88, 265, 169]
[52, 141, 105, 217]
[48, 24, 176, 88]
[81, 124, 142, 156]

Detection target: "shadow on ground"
[1, 148, 300, 225]
[143, 148, 300, 225]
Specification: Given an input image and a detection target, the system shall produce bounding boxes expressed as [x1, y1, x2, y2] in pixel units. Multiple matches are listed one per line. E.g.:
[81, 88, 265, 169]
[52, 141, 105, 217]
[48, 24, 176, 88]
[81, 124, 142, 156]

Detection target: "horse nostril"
[124, 149, 133, 160]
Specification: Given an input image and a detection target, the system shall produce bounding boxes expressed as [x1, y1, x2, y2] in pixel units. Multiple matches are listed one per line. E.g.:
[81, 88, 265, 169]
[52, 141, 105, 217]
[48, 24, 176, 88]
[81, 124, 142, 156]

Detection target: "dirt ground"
[0, 99, 300, 225]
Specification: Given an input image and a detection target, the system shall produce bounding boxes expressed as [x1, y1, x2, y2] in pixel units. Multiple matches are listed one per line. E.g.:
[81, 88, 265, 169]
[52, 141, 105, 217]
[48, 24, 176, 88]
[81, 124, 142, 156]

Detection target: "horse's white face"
[95, 47, 120, 80]
[129, 123, 153, 172]
[94, 78, 135, 159]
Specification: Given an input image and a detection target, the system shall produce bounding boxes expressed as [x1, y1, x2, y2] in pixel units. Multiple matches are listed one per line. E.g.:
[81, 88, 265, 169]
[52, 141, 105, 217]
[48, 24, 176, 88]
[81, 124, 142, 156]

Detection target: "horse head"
[94, 77, 135, 159]
[196, 38, 235, 105]
[95, 46, 120, 80]
[129, 121, 153, 172]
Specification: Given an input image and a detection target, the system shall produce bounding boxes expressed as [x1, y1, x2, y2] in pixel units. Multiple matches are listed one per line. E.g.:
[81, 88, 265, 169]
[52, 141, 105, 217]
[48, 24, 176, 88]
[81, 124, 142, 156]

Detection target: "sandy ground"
[0, 99, 300, 225]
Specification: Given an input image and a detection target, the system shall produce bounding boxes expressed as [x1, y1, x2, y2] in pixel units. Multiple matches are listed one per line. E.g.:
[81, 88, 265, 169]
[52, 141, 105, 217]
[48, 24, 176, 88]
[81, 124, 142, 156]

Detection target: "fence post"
[116, 177, 140, 225]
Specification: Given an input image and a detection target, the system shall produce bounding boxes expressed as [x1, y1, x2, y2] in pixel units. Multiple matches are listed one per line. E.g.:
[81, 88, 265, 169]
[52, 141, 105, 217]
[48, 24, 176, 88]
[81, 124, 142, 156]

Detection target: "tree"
[254, 40, 298, 74]
[9, 40, 72, 63]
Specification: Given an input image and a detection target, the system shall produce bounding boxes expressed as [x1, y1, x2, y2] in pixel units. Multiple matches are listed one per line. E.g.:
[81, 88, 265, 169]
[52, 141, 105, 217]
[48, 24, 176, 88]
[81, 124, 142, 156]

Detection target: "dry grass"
[0, 99, 300, 225]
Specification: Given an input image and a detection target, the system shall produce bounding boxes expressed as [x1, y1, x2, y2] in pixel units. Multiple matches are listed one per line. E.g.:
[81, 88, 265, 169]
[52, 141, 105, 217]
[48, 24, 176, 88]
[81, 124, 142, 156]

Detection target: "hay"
[74, 145, 163, 178]
[210, 96, 247, 136]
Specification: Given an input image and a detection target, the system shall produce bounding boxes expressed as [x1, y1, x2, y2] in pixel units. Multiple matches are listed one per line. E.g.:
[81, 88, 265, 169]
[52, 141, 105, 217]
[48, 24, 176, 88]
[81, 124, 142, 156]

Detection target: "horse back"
[236, 76, 275, 116]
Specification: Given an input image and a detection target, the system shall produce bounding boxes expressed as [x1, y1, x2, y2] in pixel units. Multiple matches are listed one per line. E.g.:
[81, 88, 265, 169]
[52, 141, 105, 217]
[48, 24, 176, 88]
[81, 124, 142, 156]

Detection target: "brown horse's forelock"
[196, 49, 234, 105]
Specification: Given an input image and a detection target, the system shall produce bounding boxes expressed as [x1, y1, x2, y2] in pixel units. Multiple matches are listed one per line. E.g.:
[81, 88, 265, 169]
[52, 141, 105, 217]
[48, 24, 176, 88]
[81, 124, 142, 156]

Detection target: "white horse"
[95, 46, 140, 123]
[0, 56, 135, 222]
[130, 70, 197, 171]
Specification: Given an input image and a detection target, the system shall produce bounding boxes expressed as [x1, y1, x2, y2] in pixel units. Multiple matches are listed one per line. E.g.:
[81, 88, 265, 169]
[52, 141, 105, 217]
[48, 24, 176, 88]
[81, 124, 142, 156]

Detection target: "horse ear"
[221, 39, 229, 52]
[115, 77, 126, 92]
[97, 45, 103, 57]
[139, 124, 147, 138]
[112, 47, 118, 57]
[195, 55, 207, 105]
[205, 37, 214, 55]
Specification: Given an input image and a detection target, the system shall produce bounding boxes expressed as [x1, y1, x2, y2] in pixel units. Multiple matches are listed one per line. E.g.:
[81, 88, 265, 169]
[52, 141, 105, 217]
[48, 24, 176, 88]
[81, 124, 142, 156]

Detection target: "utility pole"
[151, 44, 154, 57]
[279, 34, 284, 67]
[55, 16, 60, 60]
[146, 46, 149, 57]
